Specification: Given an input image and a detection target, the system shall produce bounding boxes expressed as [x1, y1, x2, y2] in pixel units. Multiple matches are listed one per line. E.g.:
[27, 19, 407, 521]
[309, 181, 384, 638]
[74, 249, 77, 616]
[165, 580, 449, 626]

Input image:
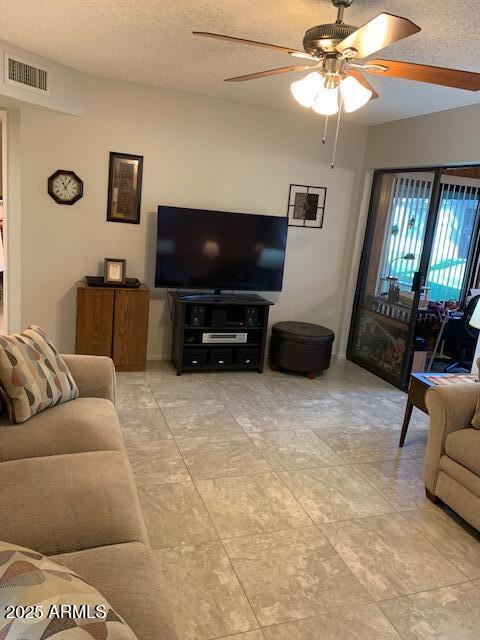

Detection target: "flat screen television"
[155, 206, 288, 292]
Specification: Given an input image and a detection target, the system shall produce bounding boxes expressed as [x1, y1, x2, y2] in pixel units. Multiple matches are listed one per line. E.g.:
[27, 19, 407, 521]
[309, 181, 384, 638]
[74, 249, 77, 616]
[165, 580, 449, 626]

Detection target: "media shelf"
[183, 343, 263, 348]
[169, 291, 273, 375]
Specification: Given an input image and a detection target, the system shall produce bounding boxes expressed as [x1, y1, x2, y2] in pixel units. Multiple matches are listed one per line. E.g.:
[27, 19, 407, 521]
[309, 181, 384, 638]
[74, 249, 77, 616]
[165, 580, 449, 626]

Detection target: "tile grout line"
[148, 374, 382, 633]
[375, 579, 478, 640]
[393, 510, 473, 583]
[153, 383, 221, 543]
[375, 578, 477, 604]
[123, 382, 424, 513]
[150, 377, 266, 638]
[125, 377, 434, 538]
[315, 514, 475, 612]
[347, 459, 433, 514]
[256, 601, 403, 638]
[251, 466, 387, 614]
[152, 375, 266, 636]
[189, 477, 265, 635]
[120, 364, 477, 638]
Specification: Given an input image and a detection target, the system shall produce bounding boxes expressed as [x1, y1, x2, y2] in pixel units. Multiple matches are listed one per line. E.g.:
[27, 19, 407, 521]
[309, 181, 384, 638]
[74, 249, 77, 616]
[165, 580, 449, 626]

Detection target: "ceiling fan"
[193, 0, 480, 118]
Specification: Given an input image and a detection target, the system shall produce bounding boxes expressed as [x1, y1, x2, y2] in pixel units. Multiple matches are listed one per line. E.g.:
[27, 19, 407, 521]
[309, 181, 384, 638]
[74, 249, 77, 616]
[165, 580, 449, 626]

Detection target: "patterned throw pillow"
[0, 325, 79, 424]
[0, 540, 137, 639]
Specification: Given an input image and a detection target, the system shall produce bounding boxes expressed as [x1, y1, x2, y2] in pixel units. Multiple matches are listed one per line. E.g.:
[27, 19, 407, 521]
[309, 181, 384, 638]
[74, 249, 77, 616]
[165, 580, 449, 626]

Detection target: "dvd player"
[202, 332, 248, 344]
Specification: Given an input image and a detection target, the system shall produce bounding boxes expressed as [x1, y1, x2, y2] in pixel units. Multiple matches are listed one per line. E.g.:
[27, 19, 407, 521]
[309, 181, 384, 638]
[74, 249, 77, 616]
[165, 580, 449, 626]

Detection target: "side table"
[399, 372, 478, 447]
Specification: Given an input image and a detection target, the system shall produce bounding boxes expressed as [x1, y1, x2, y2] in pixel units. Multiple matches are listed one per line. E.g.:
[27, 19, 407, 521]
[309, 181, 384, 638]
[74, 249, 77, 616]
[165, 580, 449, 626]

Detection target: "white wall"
[19, 76, 367, 357]
[365, 103, 480, 170]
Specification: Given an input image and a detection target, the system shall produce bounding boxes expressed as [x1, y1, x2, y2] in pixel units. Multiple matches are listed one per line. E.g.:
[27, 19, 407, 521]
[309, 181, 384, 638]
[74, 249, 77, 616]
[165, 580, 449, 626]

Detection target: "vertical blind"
[427, 180, 480, 302]
[379, 175, 480, 303]
[379, 176, 432, 290]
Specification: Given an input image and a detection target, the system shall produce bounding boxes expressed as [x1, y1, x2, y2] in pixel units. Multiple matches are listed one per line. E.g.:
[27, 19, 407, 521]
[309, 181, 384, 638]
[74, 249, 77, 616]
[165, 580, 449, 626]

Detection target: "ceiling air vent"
[4, 53, 49, 94]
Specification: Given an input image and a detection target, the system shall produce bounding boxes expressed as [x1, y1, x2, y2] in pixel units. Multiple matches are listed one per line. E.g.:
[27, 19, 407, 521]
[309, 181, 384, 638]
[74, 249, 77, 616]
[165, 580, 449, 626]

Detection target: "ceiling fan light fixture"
[290, 51, 316, 60]
[312, 85, 339, 116]
[290, 71, 323, 107]
[340, 75, 372, 112]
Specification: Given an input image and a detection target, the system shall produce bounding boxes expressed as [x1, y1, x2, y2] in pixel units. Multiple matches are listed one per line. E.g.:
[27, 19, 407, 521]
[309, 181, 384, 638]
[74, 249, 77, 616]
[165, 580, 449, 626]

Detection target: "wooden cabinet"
[112, 289, 150, 371]
[76, 282, 150, 371]
[76, 288, 114, 356]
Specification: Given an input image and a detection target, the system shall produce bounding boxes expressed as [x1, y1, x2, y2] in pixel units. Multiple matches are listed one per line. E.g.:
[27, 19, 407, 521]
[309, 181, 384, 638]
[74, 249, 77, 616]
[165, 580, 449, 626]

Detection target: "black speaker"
[245, 307, 258, 327]
[211, 309, 227, 328]
[190, 306, 206, 327]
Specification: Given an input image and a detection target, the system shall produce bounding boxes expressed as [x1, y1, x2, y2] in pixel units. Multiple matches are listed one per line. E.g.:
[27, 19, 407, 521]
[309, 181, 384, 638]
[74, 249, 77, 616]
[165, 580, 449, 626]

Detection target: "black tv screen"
[155, 206, 288, 291]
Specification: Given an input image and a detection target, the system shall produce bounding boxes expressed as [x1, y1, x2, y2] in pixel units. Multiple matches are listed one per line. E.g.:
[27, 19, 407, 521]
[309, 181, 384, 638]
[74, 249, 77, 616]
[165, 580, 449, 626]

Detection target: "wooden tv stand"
[169, 292, 273, 375]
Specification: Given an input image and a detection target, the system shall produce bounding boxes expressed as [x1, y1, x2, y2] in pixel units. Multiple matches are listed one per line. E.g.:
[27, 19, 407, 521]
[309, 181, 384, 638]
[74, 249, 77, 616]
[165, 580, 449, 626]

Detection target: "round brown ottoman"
[269, 321, 335, 379]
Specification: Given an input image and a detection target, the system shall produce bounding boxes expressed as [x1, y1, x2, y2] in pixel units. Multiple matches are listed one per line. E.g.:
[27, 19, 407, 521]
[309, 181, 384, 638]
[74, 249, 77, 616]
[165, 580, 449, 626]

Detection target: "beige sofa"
[0, 354, 176, 639]
[424, 383, 480, 531]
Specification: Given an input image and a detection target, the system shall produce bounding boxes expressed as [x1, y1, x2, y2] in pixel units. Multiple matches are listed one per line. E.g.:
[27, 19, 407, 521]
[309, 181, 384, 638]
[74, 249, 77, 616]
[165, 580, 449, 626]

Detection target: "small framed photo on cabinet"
[106, 152, 143, 224]
[104, 258, 126, 285]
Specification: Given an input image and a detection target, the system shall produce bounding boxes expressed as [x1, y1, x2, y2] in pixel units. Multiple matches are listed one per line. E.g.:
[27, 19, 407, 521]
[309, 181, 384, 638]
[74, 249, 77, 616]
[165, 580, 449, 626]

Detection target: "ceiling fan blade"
[225, 65, 314, 83]
[193, 31, 309, 57]
[365, 59, 480, 91]
[346, 70, 379, 99]
[336, 13, 421, 59]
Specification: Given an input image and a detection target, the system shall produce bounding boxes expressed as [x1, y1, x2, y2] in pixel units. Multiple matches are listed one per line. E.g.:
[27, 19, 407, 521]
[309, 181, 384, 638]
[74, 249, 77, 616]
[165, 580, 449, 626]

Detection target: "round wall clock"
[48, 170, 83, 205]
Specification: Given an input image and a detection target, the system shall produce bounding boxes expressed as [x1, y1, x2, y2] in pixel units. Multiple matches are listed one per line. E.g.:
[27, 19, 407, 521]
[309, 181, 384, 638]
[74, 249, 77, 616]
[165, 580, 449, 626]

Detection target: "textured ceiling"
[0, 0, 479, 125]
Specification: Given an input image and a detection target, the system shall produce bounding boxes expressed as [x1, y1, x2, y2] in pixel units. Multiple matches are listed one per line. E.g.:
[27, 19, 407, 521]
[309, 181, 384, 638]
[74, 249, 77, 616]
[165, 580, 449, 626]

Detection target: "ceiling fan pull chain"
[322, 116, 329, 144]
[331, 95, 343, 169]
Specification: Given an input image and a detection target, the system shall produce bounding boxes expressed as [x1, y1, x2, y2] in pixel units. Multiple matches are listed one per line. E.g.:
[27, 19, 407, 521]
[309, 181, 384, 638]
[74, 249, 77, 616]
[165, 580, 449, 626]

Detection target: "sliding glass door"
[348, 170, 436, 388]
[348, 166, 480, 389]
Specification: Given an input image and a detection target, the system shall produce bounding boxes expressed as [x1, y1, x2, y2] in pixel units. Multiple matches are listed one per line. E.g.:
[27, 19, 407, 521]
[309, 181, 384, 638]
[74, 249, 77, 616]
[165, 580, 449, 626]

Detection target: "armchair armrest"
[61, 354, 116, 404]
[424, 384, 478, 493]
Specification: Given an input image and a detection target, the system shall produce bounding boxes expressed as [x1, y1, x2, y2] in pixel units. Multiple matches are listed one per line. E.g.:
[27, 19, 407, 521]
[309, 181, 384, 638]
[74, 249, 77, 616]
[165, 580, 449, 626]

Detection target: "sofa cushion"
[445, 428, 480, 477]
[0, 451, 148, 555]
[0, 326, 78, 424]
[0, 397, 125, 462]
[53, 542, 176, 640]
[0, 540, 137, 639]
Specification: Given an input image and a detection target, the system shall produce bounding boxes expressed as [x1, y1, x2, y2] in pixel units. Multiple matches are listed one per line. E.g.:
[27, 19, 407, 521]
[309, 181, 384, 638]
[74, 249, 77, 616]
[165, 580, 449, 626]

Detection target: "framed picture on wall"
[287, 184, 327, 228]
[106, 152, 144, 224]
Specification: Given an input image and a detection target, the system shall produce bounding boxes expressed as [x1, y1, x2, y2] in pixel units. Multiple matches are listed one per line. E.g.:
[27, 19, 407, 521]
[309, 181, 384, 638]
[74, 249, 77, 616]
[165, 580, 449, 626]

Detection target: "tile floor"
[117, 359, 480, 640]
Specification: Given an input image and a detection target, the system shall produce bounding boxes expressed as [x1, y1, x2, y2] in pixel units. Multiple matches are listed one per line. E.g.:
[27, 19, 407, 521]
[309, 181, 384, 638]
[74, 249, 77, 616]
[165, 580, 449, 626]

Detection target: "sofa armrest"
[424, 384, 478, 493]
[61, 354, 116, 405]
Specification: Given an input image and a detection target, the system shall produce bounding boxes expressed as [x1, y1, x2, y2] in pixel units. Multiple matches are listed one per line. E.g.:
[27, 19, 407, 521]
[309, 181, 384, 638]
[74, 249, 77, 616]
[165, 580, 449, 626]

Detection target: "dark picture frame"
[104, 258, 126, 285]
[106, 152, 143, 224]
[287, 184, 327, 228]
